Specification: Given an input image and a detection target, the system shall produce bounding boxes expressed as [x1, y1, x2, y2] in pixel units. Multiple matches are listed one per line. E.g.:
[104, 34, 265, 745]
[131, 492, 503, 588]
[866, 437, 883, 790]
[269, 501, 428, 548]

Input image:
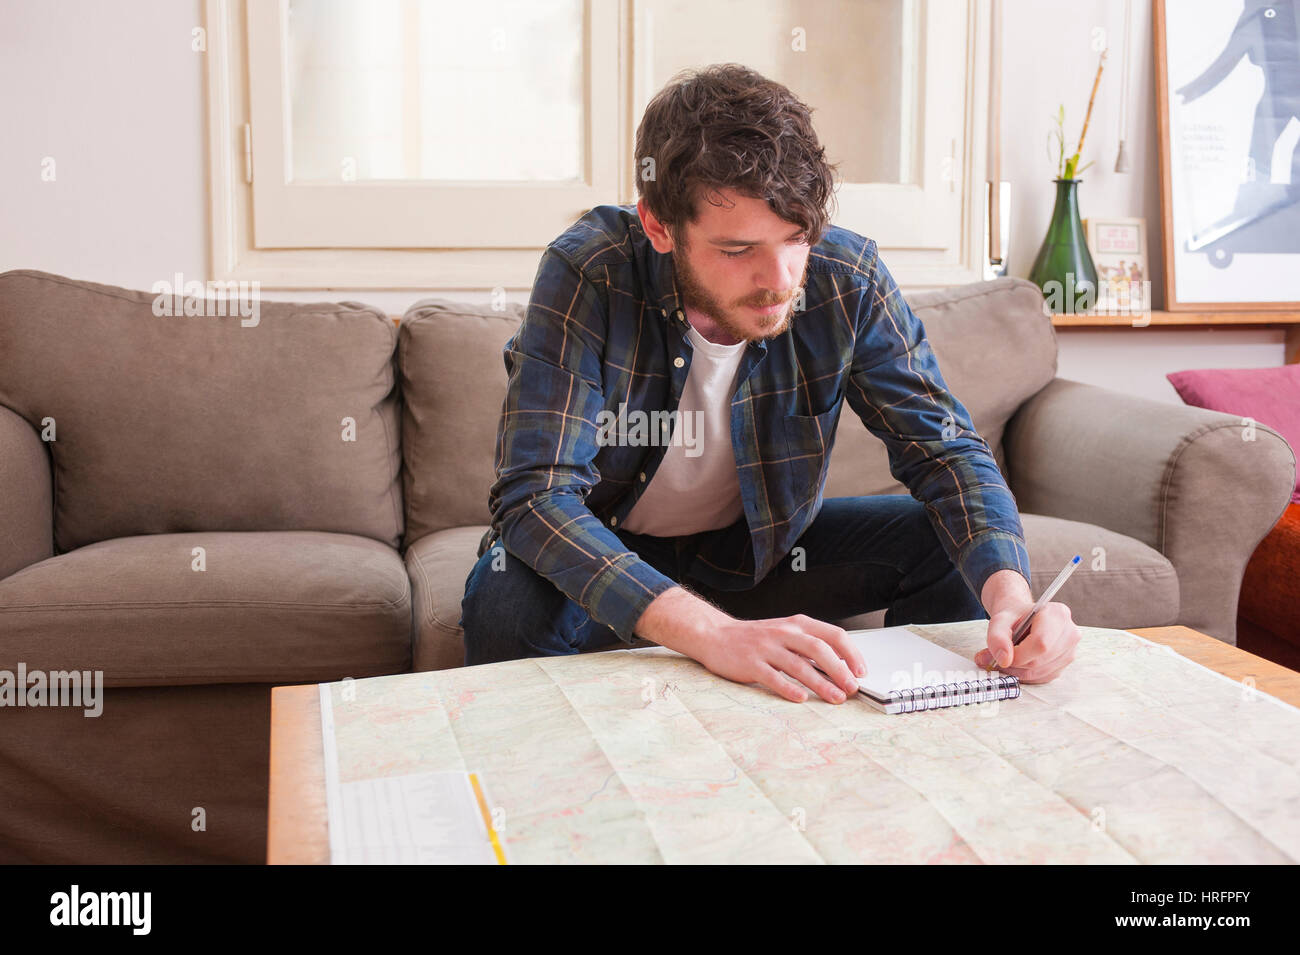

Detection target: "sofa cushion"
[1014, 513, 1179, 627]
[824, 277, 1058, 497]
[397, 298, 525, 547]
[397, 277, 1057, 545]
[406, 525, 488, 670]
[408, 524, 659, 670]
[1167, 364, 1300, 503]
[0, 270, 404, 552]
[0, 531, 411, 686]
[412, 511, 1176, 670]
[802, 513, 1179, 632]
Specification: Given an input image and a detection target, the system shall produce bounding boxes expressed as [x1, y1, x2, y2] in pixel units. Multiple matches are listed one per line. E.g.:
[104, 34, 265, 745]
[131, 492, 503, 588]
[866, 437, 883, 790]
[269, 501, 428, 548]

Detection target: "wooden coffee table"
[266, 626, 1300, 864]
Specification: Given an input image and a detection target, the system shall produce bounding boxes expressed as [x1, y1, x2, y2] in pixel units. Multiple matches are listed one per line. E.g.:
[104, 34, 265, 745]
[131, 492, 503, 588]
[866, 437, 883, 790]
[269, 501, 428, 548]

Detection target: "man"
[460, 63, 1079, 703]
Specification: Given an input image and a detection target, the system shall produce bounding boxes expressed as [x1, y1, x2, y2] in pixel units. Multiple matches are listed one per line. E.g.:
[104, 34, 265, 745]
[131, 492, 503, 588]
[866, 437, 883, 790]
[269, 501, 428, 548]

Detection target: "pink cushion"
[1167, 365, 1300, 502]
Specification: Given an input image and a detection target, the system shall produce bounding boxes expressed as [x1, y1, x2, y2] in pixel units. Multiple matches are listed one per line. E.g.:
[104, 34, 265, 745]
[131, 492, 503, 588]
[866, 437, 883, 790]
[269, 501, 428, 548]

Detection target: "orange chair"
[1237, 501, 1300, 672]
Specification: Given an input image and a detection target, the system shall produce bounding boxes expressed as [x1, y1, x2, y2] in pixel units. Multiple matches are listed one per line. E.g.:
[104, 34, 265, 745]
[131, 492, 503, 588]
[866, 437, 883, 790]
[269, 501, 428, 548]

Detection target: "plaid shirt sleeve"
[845, 246, 1032, 601]
[485, 247, 679, 642]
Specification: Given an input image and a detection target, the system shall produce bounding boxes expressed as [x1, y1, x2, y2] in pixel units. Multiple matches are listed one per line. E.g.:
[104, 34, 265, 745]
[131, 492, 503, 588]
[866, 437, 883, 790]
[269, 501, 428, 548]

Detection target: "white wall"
[0, 0, 1286, 402]
[0, 0, 208, 292]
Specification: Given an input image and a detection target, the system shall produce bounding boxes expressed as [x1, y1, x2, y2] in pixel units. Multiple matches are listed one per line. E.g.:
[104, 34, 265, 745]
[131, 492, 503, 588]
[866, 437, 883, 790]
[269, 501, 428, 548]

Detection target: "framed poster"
[1083, 216, 1150, 313]
[1155, 0, 1300, 310]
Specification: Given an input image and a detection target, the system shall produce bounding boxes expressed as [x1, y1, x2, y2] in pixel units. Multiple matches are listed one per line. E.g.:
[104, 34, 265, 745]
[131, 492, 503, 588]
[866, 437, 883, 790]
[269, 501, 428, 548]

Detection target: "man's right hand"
[634, 587, 866, 704]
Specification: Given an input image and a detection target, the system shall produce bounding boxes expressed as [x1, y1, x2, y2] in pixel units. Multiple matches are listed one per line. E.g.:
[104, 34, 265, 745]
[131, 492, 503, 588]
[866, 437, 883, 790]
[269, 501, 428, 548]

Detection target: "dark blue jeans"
[459, 495, 987, 666]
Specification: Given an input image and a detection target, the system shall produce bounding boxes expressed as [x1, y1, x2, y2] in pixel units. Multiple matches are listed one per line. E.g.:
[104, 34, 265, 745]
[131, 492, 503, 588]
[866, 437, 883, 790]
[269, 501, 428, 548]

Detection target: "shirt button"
[673, 356, 685, 368]
[639, 472, 647, 482]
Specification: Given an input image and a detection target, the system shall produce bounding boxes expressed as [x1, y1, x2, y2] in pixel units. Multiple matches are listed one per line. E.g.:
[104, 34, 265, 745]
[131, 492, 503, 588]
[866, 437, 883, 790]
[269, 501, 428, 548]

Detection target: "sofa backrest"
[398, 275, 1056, 546]
[398, 299, 525, 549]
[0, 270, 404, 552]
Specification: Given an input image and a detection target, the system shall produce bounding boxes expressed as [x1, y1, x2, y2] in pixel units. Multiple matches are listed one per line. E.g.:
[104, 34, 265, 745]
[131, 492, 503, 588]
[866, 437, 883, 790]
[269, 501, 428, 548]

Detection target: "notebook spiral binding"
[892, 675, 1020, 713]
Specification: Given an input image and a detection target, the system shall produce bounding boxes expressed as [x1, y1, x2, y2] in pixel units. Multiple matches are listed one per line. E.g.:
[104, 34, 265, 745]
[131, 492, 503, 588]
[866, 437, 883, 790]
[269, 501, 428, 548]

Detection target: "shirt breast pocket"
[782, 401, 842, 500]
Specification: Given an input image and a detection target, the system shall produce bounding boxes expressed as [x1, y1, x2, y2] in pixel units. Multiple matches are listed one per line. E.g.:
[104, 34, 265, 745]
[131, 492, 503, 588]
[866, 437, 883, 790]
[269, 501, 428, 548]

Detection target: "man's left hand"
[975, 569, 1080, 684]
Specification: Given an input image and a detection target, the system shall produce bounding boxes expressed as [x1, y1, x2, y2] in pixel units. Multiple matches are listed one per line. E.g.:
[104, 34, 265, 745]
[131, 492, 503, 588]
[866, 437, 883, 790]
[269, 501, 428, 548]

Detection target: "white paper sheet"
[319, 684, 505, 864]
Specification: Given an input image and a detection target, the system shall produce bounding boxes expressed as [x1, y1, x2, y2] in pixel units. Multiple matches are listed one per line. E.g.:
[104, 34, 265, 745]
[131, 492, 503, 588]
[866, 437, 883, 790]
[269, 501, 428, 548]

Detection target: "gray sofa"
[0, 268, 1293, 864]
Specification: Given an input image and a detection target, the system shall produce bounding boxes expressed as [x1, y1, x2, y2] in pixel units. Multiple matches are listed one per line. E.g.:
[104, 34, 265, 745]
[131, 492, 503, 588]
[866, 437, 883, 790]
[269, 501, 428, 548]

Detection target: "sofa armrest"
[1003, 378, 1296, 643]
[0, 405, 53, 580]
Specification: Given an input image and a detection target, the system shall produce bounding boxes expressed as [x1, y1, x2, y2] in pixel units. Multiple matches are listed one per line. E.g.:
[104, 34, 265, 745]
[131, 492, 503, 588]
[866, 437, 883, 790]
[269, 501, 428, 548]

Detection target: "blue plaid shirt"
[480, 203, 1030, 642]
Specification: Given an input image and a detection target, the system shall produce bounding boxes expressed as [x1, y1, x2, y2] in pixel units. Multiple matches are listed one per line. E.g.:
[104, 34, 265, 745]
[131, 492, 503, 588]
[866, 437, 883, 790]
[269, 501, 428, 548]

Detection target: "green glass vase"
[1028, 178, 1098, 314]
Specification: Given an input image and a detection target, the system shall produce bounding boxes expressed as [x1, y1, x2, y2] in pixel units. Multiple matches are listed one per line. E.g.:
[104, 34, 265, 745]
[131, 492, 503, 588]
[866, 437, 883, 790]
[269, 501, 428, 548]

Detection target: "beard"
[671, 240, 807, 342]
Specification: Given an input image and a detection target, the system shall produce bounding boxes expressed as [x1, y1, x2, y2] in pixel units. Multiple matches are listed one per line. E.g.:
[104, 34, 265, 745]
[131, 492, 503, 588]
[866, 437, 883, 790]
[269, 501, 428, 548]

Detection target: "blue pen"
[1010, 554, 1081, 647]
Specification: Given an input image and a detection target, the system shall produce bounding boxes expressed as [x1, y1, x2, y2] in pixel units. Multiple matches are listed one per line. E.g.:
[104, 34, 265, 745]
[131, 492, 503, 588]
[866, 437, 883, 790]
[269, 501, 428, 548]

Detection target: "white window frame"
[205, 0, 991, 290]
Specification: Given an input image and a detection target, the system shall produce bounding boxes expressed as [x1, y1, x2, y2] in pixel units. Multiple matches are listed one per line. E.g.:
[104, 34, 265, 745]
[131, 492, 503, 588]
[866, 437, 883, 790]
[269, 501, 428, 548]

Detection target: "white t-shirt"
[621, 321, 747, 537]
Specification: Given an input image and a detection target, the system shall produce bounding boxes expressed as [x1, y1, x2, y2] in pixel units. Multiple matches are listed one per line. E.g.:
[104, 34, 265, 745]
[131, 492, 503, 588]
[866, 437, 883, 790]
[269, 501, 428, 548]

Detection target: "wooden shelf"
[1051, 310, 1300, 363]
[1051, 309, 1300, 327]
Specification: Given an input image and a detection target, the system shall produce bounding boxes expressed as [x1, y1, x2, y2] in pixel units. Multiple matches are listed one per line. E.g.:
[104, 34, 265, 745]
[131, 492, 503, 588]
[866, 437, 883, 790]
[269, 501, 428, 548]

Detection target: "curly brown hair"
[634, 63, 839, 248]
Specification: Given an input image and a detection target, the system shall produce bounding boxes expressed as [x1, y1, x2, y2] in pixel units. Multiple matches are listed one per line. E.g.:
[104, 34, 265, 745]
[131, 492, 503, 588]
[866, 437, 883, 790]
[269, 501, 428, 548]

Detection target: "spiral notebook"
[845, 625, 1020, 714]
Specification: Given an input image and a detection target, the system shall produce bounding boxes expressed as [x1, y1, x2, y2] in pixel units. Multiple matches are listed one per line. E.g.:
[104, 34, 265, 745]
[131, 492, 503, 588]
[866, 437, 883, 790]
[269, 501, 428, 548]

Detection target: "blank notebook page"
[847, 625, 991, 700]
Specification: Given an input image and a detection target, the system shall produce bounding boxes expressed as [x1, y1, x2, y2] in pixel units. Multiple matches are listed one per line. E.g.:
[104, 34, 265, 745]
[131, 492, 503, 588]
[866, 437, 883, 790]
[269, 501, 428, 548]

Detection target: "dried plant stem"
[1074, 51, 1107, 167]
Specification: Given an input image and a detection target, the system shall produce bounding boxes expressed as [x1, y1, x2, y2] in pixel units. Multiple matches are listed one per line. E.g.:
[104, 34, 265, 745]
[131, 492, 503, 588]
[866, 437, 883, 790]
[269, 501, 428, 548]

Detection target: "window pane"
[287, 0, 584, 182]
[639, 0, 917, 185]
